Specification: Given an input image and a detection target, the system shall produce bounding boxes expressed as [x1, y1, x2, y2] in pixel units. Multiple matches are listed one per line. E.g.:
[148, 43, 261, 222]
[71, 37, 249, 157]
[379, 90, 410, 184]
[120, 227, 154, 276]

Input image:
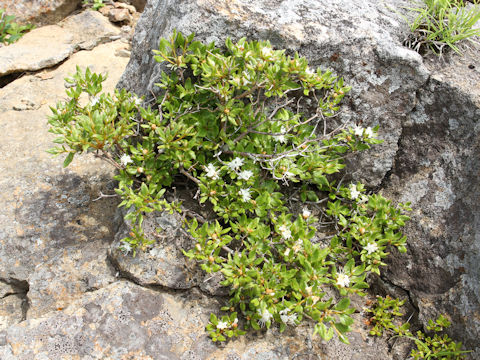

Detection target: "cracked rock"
[0, 294, 24, 331]
[0, 10, 120, 77]
[0, 281, 393, 359]
[110, 210, 205, 290]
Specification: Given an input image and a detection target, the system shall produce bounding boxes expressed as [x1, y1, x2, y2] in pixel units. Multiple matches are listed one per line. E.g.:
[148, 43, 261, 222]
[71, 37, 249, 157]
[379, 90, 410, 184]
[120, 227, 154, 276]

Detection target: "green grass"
[404, 0, 480, 55]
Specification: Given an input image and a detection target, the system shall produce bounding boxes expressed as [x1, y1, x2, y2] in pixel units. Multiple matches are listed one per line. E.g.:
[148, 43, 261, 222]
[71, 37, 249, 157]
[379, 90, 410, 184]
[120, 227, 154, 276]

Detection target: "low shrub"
[48, 31, 413, 343]
[366, 296, 471, 359]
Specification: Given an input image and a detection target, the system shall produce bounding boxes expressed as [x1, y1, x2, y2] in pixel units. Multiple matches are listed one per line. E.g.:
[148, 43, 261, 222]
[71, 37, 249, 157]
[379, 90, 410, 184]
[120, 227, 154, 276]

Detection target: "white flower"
[120, 154, 133, 167]
[302, 208, 311, 219]
[216, 321, 229, 330]
[279, 309, 297, 326]
[257, 308, 272, 328]
[353, 125, 364, 137]
[275, 126, 287, 143]
[364, 242, 378, 254]
[349, 184, 360, 200]
[205, 163, 220, 180]
[284, 171, 295, 179]
[89, 95, 100, 107]
[292, 240, 303, 253]
[228, 157, 244, 171]
[261, 46, 273, 58]
[279, 224, 292, 240]
[284, 248, 291, 257]
[120, 241, 132, 255]
[239, 188, 251, 202]
[358, 194, 369, 204]
[305, 67, 314, 76]
[133, 96, 143, 106]
[336, 270, 350, 288]
[364, 127, 374, 138]
[238, 170, 253, 181]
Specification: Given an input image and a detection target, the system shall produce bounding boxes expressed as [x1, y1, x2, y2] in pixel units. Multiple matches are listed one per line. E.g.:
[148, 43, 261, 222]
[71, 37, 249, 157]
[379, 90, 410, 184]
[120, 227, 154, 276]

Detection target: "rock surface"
[1, 0, 82, 26]
[110, 210, 202, 290]
[382, 45, 480, 359]
[0, 1, 478, 359]
[0, 10, 131, 336]
[118, 0, 480, 357]
[0, 10, 120, 77]
[0, 281, 394, 360]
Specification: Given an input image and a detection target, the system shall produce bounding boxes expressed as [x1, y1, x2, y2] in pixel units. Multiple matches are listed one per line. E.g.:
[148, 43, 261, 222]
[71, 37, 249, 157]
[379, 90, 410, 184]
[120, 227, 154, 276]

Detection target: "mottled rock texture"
[0, 281, 393, 359]
[0, 19, 130, 332]
[0, 0, 82, 26]
[111, 210, 202, 290]
[382, 46, 480, 359]
[118, 0, 480, 357]
[0, 10, 120, 77]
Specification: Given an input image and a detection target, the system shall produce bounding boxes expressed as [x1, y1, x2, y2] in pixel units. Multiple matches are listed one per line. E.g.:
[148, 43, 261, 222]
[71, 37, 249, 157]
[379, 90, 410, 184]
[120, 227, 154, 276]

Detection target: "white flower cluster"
[238, 170, 253, 181]
[353, 124, 374, 138]
[279, 309, 298, 326]
[302, 207, 311, 219]
[216, 318, 238, 330]
[279, 224, 292, 240]
[228, 157, 244, 171]
[364, 242, 378, 254]
[120, 154, 133, 167]
[349, 184, 360, 200]
[336, 270, 350, 288]
[228, 157, 253, 181]
[261, 46, 273, 58]
[205, 163, 220, 180]
[89, 95, 100, 107]
[120, 240, 132, 255]
[239, 188, 251, 202]
[257, 308, 273, 327]
[132, 96, 143, 107]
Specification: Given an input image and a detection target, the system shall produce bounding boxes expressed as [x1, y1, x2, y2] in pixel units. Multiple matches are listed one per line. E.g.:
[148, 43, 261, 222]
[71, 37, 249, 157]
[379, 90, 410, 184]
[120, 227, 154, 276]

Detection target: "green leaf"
[63, 152, 74, 167]
[334, 297, 350, 311]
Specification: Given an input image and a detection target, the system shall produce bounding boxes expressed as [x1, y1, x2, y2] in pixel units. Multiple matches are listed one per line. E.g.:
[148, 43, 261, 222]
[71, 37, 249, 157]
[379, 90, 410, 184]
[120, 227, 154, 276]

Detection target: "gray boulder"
[118, 0, 428, 187]
[382, 45, 480, 359]
[117, 0, 480, 357]
[1, 0, 82, 26]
